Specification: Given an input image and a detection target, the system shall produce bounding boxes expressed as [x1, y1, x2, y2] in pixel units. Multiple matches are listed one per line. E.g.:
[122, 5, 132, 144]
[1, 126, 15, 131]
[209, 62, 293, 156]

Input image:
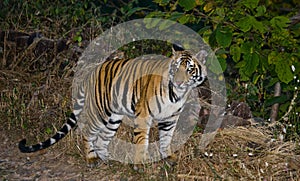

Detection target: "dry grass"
[176, 127, 300, 180]
[65, 126, 300, 180]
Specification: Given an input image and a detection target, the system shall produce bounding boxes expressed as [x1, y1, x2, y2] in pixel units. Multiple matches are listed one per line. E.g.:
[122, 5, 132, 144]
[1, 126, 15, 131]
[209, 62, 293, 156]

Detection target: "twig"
[11, 37, 42, 70]
[177, 174, 210, 180]
[2, 31, 7, 66]
[279, 90, 299, 122]
[270, 82, 281, 122]
[202, 157, 223, 180]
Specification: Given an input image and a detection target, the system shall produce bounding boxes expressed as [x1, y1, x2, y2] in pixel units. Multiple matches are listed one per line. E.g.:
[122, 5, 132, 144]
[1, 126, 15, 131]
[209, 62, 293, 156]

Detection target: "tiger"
[19, 44, 208, 166]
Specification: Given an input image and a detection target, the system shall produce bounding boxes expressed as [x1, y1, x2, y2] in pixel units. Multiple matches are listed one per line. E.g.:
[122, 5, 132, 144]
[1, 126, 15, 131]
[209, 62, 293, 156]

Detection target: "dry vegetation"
[0, 30, 300, 180]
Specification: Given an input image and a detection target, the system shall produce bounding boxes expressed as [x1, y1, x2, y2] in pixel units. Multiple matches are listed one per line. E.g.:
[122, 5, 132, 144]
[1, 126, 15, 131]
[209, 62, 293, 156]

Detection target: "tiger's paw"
[163, 154, 177, 167]
[133, 164, 145, 172]
[86, 156, 101, 168]
[132, 153, 150, 172]
[86, 151, 107, 168]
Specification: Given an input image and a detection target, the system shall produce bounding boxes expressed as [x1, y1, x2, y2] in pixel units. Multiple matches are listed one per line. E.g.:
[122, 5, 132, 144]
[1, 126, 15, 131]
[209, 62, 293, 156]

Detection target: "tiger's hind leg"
[83, 135, 100, 167]
[83, 114, 123, 167]
[158, 115, 179, 166]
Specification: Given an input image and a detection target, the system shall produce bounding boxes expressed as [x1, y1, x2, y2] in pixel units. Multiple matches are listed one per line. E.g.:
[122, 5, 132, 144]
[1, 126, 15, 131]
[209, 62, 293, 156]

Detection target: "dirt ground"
[0, 126, 145, 180]
[1, 122, 300, 180]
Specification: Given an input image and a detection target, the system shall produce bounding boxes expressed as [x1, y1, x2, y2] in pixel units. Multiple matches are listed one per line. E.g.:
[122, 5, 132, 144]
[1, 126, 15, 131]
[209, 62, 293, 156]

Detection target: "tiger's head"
[169, 45, 207, 91]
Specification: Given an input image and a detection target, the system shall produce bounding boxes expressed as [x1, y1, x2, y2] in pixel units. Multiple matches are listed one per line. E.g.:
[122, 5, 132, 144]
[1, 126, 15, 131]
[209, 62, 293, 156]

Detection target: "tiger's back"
[94, 55, 176, 118]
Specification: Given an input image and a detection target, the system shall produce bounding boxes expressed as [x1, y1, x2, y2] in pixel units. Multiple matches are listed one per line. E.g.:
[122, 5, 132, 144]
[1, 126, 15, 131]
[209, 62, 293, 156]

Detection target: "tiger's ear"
[172, 43, 185, 54]
[195, 50, 208, 65]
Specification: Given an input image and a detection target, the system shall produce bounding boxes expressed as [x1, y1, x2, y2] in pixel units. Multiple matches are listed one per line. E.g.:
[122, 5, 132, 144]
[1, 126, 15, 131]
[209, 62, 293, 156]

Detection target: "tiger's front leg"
[133, 117, 152, 164]
[158, 115, 179, 166]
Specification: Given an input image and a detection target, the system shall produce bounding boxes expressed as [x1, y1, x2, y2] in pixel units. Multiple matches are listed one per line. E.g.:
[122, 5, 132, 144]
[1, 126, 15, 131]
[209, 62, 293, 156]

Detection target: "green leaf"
[144, 18, 162, 29]
[242, 53, 259, 77]
[169, 12, 184, 21]
[275, 57, 294, 84]
[239, 69, 250, 81]
[178, 14, 190, 24]
[215, 49, 228, 55]
[126, 7, 148, 17]
[230, 45, 241, 62]
[236, 53, 259, 81]
[240, 42, 253, 54]
[252, 19, 266, 33]
[266, 77, 279, 88]
[178, 16, 188, 24]
[77, 36, 82, 42]
[252, 74, 261, 84]
[158, 20, 176, 30]
[208, 30, 217, 48]
[216, 7, 225, 18]
[255, 5, 266, 17]
[178, 0, 196, 11]
[235, 59, 246, 68]
[237, 16, 264, 33]
[259, 53, 269, 73]
[216, 27, 232, 48]
[45, 127, 52, 134]
[217, 57, 227, 72]
[202, 28, 212, 45]
[265, 95, 289, 107]
[236, 16, 254, 32]
[241, 0, 259, 9]
[145, 11, 165, 19]
[73, 35, 82, 42]
[198, 26, 211, 35]
[270, 16, 290, 30]
[207, 56, 224, 74]
[268, 51, 277, 64]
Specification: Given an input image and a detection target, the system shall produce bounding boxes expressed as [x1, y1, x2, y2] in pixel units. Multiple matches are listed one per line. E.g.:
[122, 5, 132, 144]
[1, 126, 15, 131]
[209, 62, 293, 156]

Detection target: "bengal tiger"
[19, 44, 208, 166]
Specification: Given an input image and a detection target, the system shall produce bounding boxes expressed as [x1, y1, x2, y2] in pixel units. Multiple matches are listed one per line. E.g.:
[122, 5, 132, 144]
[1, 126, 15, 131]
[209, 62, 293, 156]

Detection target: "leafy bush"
[147, 0, 300, 137]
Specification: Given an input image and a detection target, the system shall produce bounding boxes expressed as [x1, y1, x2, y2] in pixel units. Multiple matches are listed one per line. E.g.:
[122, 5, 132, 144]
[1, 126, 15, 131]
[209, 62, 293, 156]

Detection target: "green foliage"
[178, 0, 197, 11]
[216, 26, 232, 48]
[147, 0, 300, 131]
[147, 0, 299, 82]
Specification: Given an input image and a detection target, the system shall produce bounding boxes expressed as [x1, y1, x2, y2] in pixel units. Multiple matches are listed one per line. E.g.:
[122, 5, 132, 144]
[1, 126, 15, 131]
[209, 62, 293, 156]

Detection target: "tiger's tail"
[19, 86, 85, 153]
[18, 113, 78, 153]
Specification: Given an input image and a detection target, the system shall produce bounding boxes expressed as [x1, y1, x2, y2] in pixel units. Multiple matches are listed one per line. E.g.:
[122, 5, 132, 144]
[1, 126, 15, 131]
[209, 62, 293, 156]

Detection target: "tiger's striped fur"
[19, 45, 207, 166]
